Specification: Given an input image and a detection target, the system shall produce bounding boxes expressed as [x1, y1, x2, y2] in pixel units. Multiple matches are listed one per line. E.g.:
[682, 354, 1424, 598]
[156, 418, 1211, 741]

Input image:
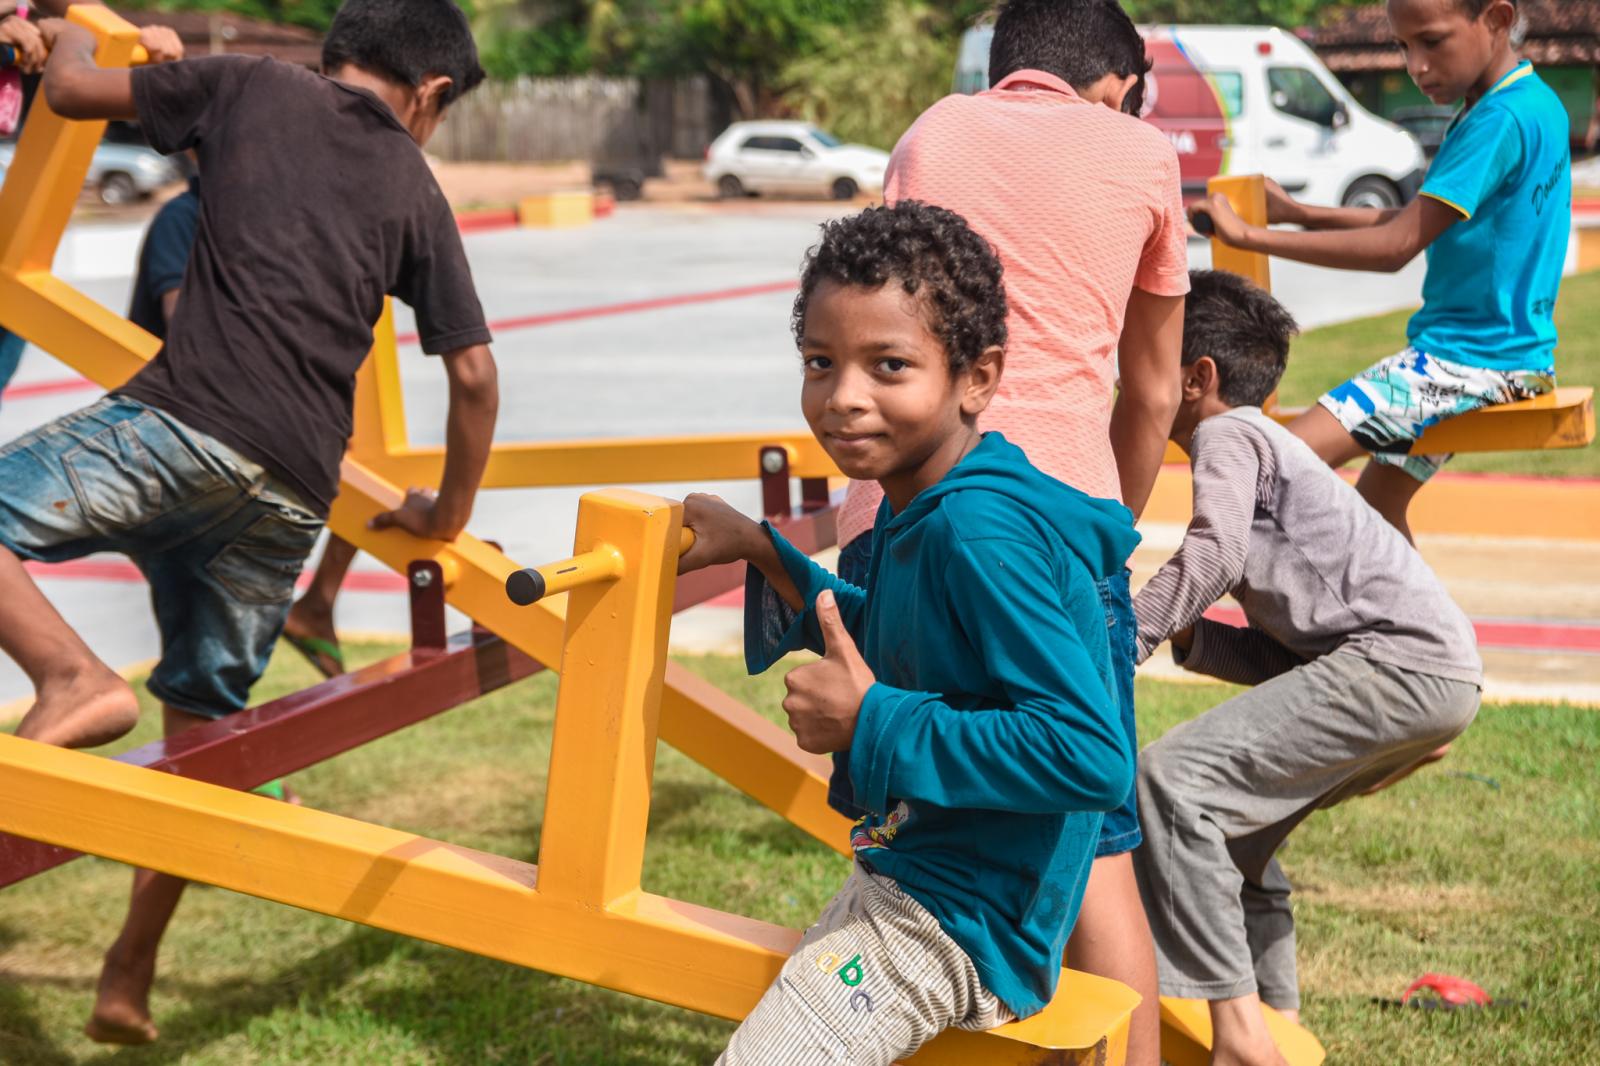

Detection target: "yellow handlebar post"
[506, 527, 695, 605]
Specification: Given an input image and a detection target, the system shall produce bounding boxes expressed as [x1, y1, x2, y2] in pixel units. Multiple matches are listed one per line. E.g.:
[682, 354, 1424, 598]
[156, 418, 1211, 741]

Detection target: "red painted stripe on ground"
[393, 280, 798, 345]
[1199, 604, 1600, 655]
[24, 558, 406, 594]
[4, 279, 801, 400]
[455, 208, 519, 234]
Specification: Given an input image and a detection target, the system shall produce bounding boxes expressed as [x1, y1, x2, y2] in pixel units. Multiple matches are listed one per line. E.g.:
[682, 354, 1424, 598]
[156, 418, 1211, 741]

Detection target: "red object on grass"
[1401, 973, 1492, 1008]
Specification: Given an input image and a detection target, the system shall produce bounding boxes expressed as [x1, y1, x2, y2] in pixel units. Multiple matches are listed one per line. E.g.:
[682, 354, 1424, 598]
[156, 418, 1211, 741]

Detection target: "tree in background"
[1123, 0, 1362, 25]
[115, 0, 349, 32]
[782, 0, 983, 149]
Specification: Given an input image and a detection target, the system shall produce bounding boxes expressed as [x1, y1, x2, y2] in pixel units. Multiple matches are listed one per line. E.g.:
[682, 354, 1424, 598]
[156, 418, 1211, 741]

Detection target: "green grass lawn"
[2, 643, 1597, 1065]
[1279, 269, 1599, 478]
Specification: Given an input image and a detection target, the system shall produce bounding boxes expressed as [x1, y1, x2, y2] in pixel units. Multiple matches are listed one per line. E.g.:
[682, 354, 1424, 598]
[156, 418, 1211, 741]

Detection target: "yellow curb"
[1145, 466, 1600, 541]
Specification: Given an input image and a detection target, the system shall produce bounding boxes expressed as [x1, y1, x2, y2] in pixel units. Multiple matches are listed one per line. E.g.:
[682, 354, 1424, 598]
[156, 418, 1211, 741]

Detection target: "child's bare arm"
[678, 493, 804, 609]
[369, 343, 497, 541]
[1262, 177, 1401, 231]
[40, 19, 135, 118]
[1112, 288, 1184, 519]
[1198, 191, 1460, 274]
[31, 0, 182, 60]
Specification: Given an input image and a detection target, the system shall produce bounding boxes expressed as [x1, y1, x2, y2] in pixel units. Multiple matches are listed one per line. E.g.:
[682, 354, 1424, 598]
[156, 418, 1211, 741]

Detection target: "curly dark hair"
[1182, 270, 1299, 408]
[791, 201, 1007, 373]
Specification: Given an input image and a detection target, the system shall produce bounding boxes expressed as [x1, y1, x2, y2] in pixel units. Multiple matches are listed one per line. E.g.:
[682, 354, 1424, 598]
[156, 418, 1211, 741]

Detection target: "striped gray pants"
[718, 862, 1013, 1065]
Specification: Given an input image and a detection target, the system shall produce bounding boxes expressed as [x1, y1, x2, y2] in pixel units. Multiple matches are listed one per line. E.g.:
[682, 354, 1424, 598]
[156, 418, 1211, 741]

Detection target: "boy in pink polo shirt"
[831, 2, 1187, 1061]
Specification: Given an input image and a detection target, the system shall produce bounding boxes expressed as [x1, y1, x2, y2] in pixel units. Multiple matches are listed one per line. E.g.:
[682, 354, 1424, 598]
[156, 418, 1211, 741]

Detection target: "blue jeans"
[0, 328, 25, 412]
[0, 396, 322, 718]
[833, 537, 1142, 855]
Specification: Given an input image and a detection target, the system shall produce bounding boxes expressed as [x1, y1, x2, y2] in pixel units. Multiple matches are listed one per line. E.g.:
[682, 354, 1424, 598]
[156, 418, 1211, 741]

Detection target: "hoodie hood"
[884, 431, 1140, 579]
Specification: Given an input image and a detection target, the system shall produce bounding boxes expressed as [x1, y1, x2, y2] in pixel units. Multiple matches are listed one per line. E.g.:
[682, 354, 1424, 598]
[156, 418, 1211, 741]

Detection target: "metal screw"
[761, 449, 786, 474]
[412, 568, 434, 588]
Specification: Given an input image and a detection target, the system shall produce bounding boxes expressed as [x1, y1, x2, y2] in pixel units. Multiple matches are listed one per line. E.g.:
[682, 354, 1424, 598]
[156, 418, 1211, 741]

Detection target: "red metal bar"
[0, 630, 542, 888]
[408, 559, 449, 651]
[801, 477, 832, 513]
[760, 446, 791, 518]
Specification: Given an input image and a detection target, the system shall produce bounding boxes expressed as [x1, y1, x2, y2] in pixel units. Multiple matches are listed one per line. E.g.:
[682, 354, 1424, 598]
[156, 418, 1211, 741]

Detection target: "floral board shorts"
[1317, 347, 1555, 483]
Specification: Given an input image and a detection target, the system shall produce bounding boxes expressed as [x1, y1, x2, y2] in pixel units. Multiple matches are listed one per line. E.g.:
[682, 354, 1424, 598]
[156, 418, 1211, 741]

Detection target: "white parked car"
[704, 121, 890, 201]
[0, 137, 183, 205]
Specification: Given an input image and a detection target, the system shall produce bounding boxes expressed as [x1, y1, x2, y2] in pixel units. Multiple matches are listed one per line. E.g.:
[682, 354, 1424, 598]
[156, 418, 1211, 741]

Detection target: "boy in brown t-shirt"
[5, 0, 498, 1043]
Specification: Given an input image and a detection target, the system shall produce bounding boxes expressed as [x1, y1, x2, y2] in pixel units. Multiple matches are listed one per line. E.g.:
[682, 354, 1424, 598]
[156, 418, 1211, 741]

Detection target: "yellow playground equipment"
[10, 8, 1587, 1062]
[1, 6, 1148, 1064]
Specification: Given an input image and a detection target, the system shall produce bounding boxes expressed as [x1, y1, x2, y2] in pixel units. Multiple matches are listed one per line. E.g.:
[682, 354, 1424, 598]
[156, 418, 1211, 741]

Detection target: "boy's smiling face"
[1388, 0, 1516, 104]
[799, 279, 1001, 511]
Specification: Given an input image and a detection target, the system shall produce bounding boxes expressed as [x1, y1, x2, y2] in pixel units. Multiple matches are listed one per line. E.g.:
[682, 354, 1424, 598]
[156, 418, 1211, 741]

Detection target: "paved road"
[16, 203, 1591, 714]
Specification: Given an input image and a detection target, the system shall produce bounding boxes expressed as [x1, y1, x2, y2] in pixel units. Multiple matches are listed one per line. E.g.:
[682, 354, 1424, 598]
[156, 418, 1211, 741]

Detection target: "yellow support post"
[0, 6, 139, 277]
[1205, 174, 1272, 292]
[347, 300, 410, 463]
[535, 490, 681, 908]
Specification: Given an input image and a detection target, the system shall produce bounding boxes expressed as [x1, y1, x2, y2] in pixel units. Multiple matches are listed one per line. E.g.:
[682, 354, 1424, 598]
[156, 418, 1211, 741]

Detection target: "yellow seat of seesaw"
[1160, 996, 1327, 1066]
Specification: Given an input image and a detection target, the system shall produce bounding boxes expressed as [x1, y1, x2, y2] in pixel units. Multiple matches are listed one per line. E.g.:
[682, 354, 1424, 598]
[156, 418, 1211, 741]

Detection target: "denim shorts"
[0, 396, 323, 718]
[832, 538, 1142, 857]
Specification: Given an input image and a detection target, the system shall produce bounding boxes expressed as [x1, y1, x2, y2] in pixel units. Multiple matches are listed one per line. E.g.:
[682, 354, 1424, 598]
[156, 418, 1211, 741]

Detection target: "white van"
[955, 24, 1427, 209]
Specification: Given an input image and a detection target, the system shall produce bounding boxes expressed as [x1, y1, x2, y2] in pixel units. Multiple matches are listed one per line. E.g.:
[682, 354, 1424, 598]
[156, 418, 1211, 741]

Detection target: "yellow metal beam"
[1205, 174, 1272, 292]
[327, 460, 851, 856]
[536, 490, 681, 908]
[0, 733, 1138, 1062]
[0, 7, 138, 276]
[348, 301, 410, 463]
[363, 435, 839, 488]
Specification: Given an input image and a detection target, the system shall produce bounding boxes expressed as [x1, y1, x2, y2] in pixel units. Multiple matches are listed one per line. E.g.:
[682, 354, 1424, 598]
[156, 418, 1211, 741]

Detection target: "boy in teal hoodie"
[679, 201, 1140, 1064]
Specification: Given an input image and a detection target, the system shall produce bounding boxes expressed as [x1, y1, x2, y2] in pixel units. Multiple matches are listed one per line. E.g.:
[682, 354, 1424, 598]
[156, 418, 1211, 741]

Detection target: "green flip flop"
[282, 631, 345, 679]
[254, 778, 288, 801]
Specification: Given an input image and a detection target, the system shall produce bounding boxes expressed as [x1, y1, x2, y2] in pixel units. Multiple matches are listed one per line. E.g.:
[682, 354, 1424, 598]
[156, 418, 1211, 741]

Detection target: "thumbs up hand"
[782, 590, 875, 754]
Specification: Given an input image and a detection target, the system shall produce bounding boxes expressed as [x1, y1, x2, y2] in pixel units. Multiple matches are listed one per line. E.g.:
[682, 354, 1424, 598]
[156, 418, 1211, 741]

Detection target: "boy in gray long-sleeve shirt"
[1130, 271, 1481, 1066]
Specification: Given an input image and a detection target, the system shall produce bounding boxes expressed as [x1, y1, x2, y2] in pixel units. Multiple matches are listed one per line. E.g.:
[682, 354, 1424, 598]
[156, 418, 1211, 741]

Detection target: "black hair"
[322, 0, 486, 109]
[1454, 0, 1516, 16]
[792, 201, 1007, 374]
[1182, 270, 1299, 407]
[989, 0, 1151, 114]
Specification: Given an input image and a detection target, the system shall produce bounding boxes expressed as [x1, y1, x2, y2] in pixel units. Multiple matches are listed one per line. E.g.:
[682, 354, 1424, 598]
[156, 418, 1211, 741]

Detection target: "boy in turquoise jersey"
[680, 202, 1139, 1065]
[1197, 0, 1568, 544]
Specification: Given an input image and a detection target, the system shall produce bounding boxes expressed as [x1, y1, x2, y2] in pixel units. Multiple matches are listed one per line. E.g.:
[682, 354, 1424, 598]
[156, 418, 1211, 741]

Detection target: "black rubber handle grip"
[505, 568, 547, 606]
[1191, 209, 1216, 237]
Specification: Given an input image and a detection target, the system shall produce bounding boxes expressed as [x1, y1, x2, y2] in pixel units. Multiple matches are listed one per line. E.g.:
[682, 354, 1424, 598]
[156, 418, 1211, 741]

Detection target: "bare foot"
[85, 948, 159, 1045]
[1212, 1042, 1291, 1066]
[15, 666, 139, 749]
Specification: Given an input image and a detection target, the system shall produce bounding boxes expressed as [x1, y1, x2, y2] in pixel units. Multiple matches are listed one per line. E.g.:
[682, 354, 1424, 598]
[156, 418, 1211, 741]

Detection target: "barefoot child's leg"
[1070, 570, 1160, 1065]
[86, 429, 322, 1045]
[0, 546, 139, 748]
[1285, 404, 1366, 468]
[1069, 855, 1160, 1065]
[86, 702, 211, 1045]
